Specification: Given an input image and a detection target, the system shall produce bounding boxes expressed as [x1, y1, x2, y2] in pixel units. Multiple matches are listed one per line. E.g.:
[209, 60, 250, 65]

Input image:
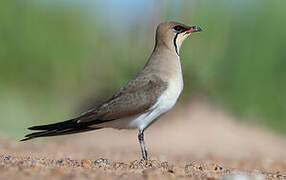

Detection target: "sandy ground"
[1, 100, 286, 179]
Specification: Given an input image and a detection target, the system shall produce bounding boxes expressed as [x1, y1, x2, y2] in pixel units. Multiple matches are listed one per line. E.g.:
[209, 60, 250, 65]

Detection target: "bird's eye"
[173, 25, 186, 32]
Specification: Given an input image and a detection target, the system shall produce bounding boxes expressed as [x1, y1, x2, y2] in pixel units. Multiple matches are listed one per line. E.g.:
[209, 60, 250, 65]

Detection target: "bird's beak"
[185, 26, 202, 34]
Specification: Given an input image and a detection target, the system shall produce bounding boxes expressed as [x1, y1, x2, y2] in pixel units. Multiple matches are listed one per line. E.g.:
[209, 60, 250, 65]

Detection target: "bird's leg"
[138, 129, 148, 160]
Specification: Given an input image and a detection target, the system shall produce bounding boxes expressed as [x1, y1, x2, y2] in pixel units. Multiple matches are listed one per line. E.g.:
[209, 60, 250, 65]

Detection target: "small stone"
[56, 159, 63, 165]
[112, 162, 126, 169]
[94, 158, 109, 165]
[81, 160, 92, 168]
[161, 161, 169, 170]
[4, 155, 11, 161]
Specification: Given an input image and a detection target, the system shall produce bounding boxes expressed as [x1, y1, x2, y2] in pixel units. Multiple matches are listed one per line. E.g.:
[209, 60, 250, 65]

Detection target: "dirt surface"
[1, 100, 286, 179]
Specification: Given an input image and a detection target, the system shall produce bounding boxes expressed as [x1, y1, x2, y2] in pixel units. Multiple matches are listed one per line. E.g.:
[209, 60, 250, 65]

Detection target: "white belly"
[105, 67, 183, 131]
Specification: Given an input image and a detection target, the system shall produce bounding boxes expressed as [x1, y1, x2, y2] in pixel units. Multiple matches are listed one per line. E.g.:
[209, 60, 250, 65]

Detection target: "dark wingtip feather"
[20, 137, 33, 141]
[21, 118, 106, 141]
[25, 131, 46, 137]
[27, 119, 77, 131]
[27, 125, 51, 130]
[27, 124, 57, 130]
[28, 126, 40, 130]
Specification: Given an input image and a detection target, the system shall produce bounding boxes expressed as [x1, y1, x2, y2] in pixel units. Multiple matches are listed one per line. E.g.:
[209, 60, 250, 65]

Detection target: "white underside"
[102, 61, 183, 131]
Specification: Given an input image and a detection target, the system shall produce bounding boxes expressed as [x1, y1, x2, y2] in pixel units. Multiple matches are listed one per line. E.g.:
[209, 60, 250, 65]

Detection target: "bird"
[21, 21, 202, 160]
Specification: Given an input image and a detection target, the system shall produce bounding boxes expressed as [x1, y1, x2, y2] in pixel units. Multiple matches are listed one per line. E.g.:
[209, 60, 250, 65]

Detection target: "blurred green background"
[0, 0, 285, 138]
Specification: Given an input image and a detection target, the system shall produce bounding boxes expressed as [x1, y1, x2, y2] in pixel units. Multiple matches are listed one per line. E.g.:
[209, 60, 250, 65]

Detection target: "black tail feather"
[20, 130, 58, 141]
[25, 129, 57, 138]
[21, 118, 109, 141]
[20, 127, 102, 141]
[28, 119, 78, 131]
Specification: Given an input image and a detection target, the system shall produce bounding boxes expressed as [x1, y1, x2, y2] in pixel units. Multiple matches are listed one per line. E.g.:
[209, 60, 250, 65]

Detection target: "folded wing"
[21, 74, 167, 141]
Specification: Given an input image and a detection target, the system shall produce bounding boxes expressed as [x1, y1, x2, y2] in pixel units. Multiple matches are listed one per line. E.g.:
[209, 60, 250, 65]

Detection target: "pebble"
[81, 160, 92, 168]
[94, 158, 110, 165]
[4, 155, 12, 161]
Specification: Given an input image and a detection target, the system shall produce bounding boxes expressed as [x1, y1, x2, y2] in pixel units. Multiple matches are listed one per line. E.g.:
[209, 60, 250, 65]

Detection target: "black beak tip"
[194, 26, 202, 32]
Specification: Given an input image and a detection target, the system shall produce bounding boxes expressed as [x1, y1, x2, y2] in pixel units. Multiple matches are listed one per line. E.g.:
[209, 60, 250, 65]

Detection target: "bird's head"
[155, 21, 202, 55]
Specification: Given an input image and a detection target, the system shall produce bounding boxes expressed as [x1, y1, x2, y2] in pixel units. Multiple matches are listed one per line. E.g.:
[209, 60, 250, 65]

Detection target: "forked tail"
[21, 118, 106, 141]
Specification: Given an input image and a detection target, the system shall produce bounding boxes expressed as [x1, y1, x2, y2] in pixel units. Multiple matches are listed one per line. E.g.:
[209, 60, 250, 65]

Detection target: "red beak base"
[185, 26, 202, 34]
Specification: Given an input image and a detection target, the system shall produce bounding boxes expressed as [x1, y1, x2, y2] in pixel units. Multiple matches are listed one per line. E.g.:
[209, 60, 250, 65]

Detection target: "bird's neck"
[153, 38, 178, 57]
[144, 42, 182, 80]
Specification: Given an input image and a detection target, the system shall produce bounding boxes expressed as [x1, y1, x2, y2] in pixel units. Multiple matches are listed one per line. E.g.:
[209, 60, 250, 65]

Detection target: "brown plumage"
[22, 21, 202, 160]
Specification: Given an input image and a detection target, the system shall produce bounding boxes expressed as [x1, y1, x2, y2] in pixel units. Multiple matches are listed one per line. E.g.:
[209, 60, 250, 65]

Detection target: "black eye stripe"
[173, 25, 187, 32]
